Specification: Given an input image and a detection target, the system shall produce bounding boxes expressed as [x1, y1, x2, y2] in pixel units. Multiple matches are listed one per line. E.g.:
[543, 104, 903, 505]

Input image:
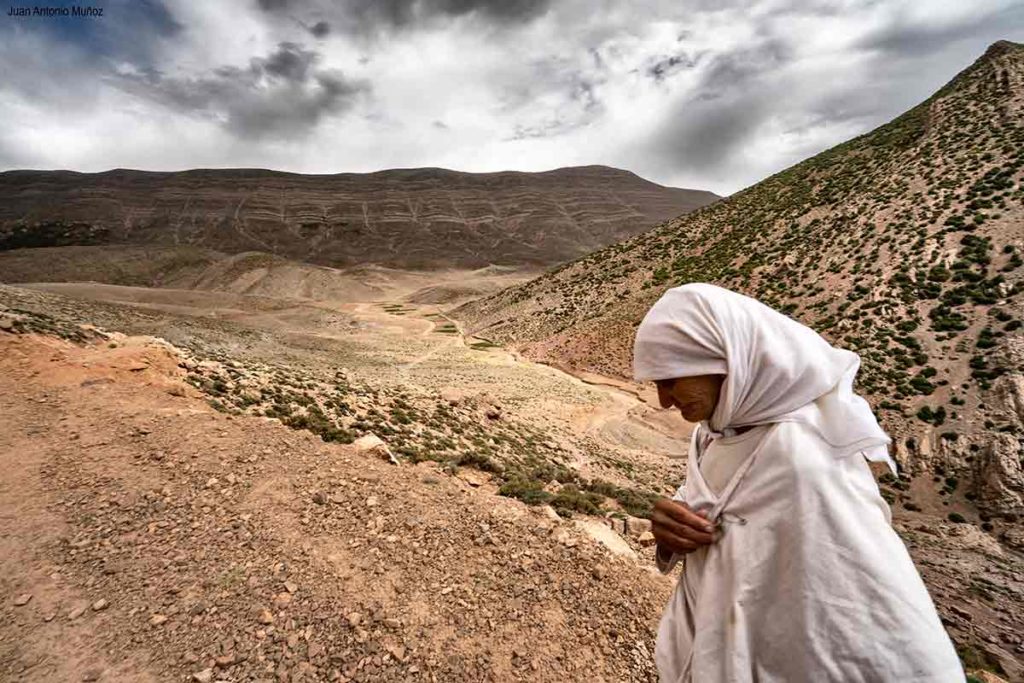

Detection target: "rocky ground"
[0, 328, 670, 682]
[1, 284, 1022, 682]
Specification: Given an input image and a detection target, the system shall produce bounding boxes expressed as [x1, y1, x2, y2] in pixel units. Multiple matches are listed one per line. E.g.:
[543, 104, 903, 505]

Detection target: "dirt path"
[0, 331, 673, 682]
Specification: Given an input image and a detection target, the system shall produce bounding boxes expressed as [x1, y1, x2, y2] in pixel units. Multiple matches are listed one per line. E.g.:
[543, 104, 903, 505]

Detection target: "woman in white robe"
[632, 283, 964, 683]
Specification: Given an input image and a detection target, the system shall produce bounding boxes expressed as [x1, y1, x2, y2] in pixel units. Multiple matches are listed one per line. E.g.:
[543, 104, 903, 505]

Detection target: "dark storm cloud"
[114, 42, 369, 138]
[309, 21, 331, 38]
[637, 3, 1024, 192]
[255, 0, 551, 35]
[857, 3, 1024, 60]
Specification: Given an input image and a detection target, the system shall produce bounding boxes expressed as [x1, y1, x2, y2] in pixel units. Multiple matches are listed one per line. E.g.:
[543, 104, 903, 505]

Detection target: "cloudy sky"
[1, 0, 1023, 195]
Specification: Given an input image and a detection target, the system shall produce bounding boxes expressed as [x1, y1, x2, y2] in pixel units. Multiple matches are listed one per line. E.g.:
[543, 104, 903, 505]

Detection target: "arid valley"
[1, 12, 1024, 683]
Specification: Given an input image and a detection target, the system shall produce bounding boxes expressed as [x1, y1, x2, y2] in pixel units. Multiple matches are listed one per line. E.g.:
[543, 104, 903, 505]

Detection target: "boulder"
[574, 519, 637, 559]
[623, 516, 653, 539]
[973, 434, 1024, 516]
[353, 433, 398, 465]
[992, 373, 1024, 426]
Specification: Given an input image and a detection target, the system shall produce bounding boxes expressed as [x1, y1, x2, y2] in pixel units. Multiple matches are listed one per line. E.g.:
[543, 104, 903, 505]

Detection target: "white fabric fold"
[632, 283, 894, 471]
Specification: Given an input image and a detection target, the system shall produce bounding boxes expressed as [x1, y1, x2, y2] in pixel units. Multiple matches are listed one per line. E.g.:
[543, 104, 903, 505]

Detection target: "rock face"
[974, 434, 1024, 515]
[0, 165, 717, 270]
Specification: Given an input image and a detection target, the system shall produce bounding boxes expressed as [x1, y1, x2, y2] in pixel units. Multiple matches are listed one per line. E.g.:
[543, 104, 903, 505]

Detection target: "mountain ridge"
[0, 165, 718, 270]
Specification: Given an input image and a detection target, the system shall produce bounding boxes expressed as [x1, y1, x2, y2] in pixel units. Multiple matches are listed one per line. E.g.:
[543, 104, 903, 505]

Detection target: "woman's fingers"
[652, 499, 716, 545]
[652, 528, 698, 554]
[656, 498, 716, 533]
[652, 510, 715, 545]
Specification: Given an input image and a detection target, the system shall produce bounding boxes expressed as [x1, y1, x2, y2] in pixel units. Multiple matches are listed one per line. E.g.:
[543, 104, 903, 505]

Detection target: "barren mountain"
[0, 165, 717, 270]
[457, 42, 1024, 519]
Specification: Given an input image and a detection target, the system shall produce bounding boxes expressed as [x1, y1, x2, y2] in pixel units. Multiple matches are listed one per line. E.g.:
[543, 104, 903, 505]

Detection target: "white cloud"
[1, 0, 1022, 195]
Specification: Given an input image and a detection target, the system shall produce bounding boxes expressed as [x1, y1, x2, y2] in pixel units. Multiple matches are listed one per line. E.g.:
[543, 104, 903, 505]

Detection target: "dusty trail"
[19, 282, 691, 471]
[349, 300, 691, 461]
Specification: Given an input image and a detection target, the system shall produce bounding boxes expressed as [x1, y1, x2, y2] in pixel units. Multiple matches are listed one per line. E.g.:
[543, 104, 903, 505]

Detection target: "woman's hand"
[651, 498, 716, 555]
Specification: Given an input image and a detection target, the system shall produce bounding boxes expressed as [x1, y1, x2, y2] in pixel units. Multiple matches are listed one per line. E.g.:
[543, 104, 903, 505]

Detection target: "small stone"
[284, 581, 298, 594]
[149, 614, 168, 626]
[366, 496, 378, 507]
[91, 598, 109, 612]
[69, 605, 86, 620]
[592, 565, 606, 580]
[43, 611, 56, 622]
[273, 592, 292, 609]
[81, 669, 103, 681]
[13, 593, 32, 606]
[0, 317, 14, 331]
[950, 605, 973, 622]
[637, 531, 656, 547]
[191, 669, 214, 683]
[256, 608, 274, 625]
[215, 654, 236, 668]
[312, 492, 328, 505]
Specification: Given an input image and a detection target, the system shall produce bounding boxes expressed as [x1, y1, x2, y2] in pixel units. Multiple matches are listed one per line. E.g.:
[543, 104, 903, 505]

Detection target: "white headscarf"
[633, 283, 894, 471]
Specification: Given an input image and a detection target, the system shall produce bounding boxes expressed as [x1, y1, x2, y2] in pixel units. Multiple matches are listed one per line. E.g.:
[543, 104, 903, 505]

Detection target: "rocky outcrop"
[973, 434, 1024, 516]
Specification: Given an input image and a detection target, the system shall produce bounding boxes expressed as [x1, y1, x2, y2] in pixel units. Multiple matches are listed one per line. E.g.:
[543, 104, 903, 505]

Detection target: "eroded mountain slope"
[0, 165, 717, 269]
[458, 41, 1024, 518]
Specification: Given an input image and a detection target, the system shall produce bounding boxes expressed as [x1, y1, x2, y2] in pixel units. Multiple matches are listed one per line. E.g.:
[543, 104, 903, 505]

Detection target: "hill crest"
[0, 165, 717, 270]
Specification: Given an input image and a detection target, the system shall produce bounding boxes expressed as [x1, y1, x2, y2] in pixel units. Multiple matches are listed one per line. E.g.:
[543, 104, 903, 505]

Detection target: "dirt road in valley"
[16, 282, 693, 491]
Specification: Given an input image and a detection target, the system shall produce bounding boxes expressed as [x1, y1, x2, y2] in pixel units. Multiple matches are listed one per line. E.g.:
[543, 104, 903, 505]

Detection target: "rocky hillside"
[458, 41, 1024, 519]
[0, 166, 717, 270]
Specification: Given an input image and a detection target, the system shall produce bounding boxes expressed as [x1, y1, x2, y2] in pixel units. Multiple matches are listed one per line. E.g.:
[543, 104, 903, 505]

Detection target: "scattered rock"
[574, 519, 637, 559]
[353, 433, 399, 465]
[637, 531, 656, 547]
[191, 669, 214, 683]
[950, 605, 973, 621]
[68, 605, 86, 620]
[91, 598, 109, 612]
[149, 614, 168, 626]
[456, 468, 492, 488]
[81, 669, 103, 681]
[256, 608, 274, 625]
[13, 593, 32, 606]
[624, 516, 653, 539]
[539, 505, 562, 522]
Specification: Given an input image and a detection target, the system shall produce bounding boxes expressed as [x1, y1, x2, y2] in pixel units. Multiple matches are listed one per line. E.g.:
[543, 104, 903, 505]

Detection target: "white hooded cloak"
[633, 283, 963, 683]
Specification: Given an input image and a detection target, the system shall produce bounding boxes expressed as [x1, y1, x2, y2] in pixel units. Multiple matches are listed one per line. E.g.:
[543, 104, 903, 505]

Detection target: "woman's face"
[655, 374, 725, 422]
